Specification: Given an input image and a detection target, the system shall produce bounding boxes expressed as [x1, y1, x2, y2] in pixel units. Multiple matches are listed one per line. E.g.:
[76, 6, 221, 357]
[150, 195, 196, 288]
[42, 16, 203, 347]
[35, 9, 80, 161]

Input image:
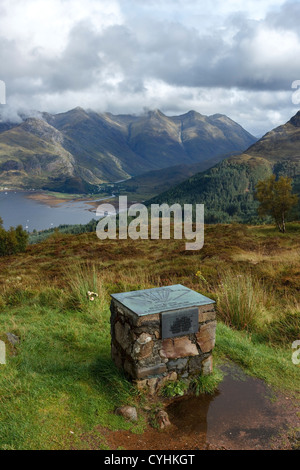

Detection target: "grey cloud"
[266, 1, 300, 33]
[2, 2, 300, 99]
[0, 0, 300, 137]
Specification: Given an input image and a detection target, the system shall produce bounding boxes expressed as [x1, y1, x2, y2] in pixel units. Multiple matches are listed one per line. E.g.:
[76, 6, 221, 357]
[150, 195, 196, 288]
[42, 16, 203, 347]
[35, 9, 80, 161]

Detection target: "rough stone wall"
[110, 299, 216, 394]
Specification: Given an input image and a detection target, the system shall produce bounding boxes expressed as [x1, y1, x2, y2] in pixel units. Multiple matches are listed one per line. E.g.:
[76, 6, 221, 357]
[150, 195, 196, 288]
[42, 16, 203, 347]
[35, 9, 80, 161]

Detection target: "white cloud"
[0, 0, 123, 54]
[0, 0, 300, 135]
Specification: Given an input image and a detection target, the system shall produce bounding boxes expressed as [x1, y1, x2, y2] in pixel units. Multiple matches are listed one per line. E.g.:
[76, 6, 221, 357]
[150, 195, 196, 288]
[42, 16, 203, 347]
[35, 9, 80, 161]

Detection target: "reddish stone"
[155, 410, 171, 429]
[198, 307, 216, 323]
[196, 321, 216, 353]
[160, 336, 198, 359]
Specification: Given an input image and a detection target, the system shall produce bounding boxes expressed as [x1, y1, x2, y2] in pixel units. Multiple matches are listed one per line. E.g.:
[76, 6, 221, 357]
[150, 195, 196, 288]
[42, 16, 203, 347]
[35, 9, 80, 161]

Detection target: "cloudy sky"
[1, 0, 300, 135]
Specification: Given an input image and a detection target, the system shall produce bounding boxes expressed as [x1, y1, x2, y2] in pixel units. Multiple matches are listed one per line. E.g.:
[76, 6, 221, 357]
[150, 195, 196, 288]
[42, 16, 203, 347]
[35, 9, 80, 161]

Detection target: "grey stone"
[123, 359, 135, 377]
[135, 363, 167, 379]
[202, 356, 213, 375]
[167, 358, 188, 371]
[115, 406, 138, 422]
[6, 333, 20, 346]
[188, 355, 204, 373]
[114, 321, 132, 354]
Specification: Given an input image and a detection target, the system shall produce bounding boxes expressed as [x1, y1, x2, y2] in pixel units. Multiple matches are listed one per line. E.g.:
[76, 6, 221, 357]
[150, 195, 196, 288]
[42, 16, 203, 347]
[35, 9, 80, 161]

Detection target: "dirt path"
[86, 363, 300, 451]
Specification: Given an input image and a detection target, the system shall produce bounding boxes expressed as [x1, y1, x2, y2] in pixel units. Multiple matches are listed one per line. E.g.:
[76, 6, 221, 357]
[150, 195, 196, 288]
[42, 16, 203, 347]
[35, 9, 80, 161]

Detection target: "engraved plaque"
[161, 307, 199, 339]
[111, 284, 215, 316]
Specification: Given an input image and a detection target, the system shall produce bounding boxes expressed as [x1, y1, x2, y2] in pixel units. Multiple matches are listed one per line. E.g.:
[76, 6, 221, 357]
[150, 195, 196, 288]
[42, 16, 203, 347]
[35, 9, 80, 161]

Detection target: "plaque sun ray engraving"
[111, 284, 215, 317]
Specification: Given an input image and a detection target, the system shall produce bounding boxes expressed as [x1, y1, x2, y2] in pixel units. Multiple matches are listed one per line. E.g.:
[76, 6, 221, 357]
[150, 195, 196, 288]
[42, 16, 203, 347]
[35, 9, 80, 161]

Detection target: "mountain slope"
[148, 111, 300, 223]
[114, 152, 237, 201]
[0, 108, 256, 193]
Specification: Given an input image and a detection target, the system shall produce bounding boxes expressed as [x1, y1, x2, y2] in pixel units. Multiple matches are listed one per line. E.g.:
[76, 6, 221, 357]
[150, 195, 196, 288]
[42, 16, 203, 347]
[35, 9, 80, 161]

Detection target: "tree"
[0, 217, 29, 256]
[255, 175, 298, 233]
[15, 225, 29, 252]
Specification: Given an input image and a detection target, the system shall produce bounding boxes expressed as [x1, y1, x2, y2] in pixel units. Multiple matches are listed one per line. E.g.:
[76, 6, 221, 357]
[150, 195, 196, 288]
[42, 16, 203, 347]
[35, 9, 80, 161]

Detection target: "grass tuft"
[215, 270, 268, 331]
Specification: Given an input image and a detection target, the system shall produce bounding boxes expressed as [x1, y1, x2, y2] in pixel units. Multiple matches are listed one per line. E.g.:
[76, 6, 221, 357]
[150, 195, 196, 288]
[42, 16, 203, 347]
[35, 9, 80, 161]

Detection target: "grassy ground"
[0, 223, 299, 449]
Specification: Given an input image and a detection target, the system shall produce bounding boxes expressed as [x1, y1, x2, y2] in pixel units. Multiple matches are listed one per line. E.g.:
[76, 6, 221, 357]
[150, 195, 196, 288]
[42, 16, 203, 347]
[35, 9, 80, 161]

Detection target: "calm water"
[0, 191, 104, 231]
[167, 362, 284, 450]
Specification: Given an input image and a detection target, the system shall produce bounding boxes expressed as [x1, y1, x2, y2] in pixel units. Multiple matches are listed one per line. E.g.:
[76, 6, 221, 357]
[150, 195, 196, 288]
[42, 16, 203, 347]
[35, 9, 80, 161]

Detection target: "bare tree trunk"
[282, 212, 286, 233]
[276, 220, 283, 232]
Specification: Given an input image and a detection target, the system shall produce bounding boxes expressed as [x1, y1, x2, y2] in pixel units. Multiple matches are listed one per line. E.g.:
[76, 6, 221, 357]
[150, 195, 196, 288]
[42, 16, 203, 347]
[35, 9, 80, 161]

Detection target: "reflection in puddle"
[167, 362, 280, 448]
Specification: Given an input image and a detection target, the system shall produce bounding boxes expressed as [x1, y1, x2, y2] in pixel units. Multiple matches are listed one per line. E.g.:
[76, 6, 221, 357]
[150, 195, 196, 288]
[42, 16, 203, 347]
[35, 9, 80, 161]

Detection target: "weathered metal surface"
[161, 307, 199, 339]
[111, 284, 215, 316]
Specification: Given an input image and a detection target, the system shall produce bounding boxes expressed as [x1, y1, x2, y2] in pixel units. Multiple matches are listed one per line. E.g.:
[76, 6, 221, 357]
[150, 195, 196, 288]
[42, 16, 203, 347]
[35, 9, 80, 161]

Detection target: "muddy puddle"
[105, 361, 298, 450]
[166, 362, 296, 449]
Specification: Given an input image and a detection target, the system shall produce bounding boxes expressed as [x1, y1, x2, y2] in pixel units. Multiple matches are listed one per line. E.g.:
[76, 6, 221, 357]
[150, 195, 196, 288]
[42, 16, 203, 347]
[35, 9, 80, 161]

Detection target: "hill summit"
[0, 108, 256, 192]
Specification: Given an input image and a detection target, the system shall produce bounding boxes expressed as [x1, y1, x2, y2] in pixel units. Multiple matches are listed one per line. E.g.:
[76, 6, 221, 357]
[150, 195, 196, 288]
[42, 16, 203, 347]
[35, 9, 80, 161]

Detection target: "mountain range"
[149, 111, 300, 223]
[0, 107, 256, 193]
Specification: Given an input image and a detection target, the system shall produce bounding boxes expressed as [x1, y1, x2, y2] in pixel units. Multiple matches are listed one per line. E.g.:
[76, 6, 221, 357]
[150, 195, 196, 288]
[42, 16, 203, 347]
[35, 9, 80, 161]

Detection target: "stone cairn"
[110, 285, 216, 395]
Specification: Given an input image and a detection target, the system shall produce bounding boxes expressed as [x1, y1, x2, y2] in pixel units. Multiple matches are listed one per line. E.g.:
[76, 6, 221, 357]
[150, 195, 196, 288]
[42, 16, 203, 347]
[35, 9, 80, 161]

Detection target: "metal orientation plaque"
[111, 284, 215, 316]
[161, 307, 199, 339]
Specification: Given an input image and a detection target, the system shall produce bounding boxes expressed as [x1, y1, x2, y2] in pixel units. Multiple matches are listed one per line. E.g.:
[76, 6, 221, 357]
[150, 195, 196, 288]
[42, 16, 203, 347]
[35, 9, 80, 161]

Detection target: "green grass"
[215, 323, 300, 393]
[0, 301, 143, 450]
[191, 366, 224, 396]
[214, 270, 268, 331]
[0, 223, 299, 448]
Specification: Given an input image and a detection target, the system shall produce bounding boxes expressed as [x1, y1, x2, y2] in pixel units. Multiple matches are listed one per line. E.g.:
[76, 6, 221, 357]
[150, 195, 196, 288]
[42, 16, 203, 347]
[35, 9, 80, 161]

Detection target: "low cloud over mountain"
[1, 1, 300, 136]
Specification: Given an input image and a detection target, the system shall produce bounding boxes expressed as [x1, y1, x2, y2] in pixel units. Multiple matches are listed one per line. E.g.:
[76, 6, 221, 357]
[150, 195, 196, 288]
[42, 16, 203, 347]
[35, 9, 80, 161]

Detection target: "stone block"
[196, 321, 216, 353]
[110, 286, 216, 393]
[202, 355, 213, 375]
[124, 359, 135, 377]
[135, 363, 167, 379]
[188, 355, 204, 373]
[147, 377, 158, 395]
[133, 333, 153, 360]
[115, 406, 138, 422]
[114, 321, 132, 354]
[167, 358, 188, 372]
[198, 307, 216, 323]
[160, 336, 198, 359]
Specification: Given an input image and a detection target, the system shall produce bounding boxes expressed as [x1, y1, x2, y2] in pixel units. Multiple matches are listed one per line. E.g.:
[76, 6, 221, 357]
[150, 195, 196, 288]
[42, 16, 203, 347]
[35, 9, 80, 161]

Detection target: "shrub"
[161, 380, 188, 397]
[0, 222, 28, 257]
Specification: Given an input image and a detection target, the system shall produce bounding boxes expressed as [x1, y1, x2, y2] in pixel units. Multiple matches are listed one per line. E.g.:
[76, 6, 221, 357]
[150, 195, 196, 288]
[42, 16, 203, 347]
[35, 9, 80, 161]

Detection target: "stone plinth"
[110, 284, 216, 394]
